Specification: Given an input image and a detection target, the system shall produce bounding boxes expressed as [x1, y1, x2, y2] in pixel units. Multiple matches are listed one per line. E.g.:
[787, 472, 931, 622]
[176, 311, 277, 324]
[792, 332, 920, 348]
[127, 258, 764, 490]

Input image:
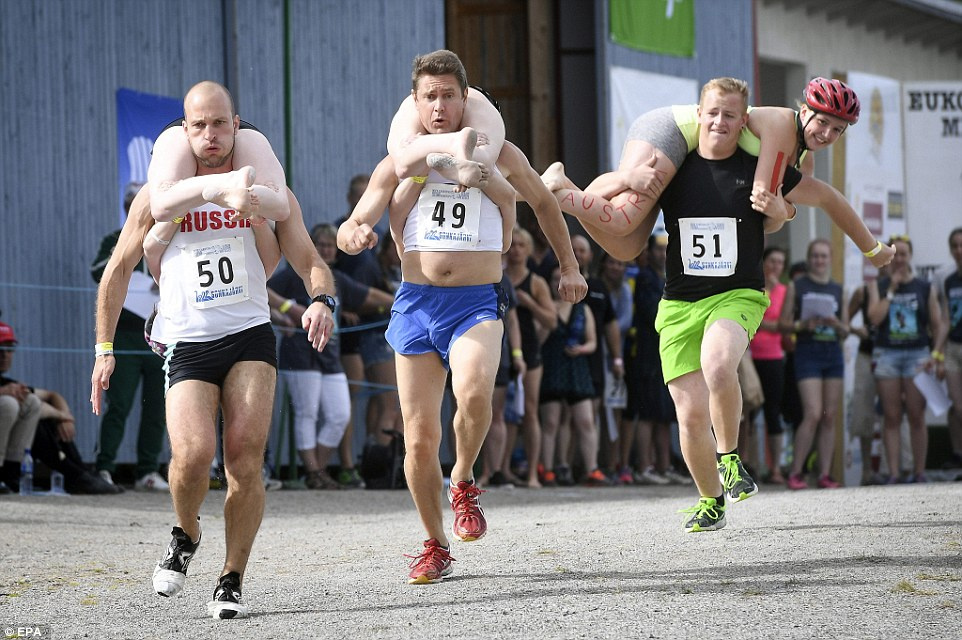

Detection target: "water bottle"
[49, 470, 66, 495]
[566, 305, 586, 348]
[19, 448, 34, 496]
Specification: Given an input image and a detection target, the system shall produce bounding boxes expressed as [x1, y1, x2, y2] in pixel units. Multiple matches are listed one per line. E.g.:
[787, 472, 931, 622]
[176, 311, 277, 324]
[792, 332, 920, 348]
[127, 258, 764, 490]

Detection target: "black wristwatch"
[311, 294, 336, 313]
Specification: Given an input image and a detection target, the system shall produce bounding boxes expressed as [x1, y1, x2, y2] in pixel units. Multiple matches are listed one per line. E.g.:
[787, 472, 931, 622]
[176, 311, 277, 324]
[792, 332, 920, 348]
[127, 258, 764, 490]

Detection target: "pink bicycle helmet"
[804, 77, 860, 124]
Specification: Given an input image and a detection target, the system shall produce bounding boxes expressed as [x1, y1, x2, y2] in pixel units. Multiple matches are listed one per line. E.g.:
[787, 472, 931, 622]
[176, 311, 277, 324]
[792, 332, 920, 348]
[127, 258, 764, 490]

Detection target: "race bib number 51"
[184, 236, 250, 308]
[416, 183, 482, 249]
[678, 217, 737, 277]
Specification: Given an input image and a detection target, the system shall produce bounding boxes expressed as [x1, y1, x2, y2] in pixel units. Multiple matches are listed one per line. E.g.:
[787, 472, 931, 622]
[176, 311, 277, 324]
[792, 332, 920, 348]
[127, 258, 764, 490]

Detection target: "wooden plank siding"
[0, 0, 443, 461]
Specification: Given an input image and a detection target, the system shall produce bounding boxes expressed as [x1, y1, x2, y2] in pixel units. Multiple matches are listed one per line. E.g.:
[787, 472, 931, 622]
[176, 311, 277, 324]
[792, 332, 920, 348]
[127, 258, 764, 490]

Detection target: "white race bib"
[182, 236, 250, 309]
[678, 217, 737, 277]
[416, 183, 482, 249]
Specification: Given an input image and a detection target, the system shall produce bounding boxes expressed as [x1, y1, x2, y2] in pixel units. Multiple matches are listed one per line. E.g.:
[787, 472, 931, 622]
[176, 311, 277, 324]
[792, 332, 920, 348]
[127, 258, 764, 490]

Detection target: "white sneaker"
[153, 523, 201, 597]
[98, 470, 116, 485]
[663, 467, 694, 485]
[136, 471, 170, 492]
[634, 467, 670, 486]
[262, 466, 283, 491]
[207, 572, 250, 619]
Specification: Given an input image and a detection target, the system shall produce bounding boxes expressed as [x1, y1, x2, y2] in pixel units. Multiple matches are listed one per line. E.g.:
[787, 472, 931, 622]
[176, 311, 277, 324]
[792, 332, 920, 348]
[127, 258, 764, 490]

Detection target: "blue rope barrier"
[6, 321, 392, 357]
[2, 281, 98, 293]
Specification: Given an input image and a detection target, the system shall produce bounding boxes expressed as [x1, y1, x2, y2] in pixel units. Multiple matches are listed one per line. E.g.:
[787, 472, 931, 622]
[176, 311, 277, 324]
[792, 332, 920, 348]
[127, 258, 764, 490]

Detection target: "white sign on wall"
[841, 71, 905, 487]
[608, 66, 698, 171]
[903, 82, 962, 272]
[844, 72, 905, 287]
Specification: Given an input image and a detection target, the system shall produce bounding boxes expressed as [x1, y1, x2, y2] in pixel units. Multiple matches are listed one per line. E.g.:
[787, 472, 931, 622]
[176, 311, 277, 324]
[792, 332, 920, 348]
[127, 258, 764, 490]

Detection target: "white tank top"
[402, 169, 503, 252]
[154, 206, 269, 343]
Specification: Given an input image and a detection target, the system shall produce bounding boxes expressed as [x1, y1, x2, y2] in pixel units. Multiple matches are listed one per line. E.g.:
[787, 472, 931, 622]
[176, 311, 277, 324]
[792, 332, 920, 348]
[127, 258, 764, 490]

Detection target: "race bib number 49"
[678, 217, 737, 277]
[416, 183, 482, 249]
[184, 236, 250, 308]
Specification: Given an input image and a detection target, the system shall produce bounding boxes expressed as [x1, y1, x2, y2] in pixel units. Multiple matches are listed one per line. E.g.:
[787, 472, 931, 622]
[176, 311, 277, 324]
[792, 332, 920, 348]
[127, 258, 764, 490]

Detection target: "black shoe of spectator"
[67, 471, 124, 495]
[1, 459, 19, 491]
[554, 465, 575, 487]
[0, 481, 10, 494]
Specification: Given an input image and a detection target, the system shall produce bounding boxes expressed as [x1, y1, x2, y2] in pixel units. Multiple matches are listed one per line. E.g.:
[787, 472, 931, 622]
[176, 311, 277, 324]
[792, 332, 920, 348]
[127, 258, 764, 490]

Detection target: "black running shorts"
[165, 323, 277, 389]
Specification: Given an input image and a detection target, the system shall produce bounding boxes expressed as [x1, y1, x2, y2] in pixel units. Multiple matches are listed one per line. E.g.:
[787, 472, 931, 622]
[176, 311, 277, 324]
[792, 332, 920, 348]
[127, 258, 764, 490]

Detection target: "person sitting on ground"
[0, 320, 119, 494]
[0, 320, 42, 494]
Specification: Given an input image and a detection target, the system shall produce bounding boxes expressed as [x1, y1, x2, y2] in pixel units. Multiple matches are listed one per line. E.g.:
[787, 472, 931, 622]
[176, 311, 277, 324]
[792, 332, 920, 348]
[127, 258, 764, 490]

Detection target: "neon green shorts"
[654, 288, 769, 383]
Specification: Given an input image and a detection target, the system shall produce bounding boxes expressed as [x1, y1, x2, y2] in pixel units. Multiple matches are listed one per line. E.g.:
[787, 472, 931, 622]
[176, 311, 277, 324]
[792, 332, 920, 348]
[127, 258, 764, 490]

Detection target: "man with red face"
[337, 51, 583, 585]
[541, 77, 893, 270]
[649, 78, 890, 534]
[93, 81, 335, 621]
[381, 51, 509, 585]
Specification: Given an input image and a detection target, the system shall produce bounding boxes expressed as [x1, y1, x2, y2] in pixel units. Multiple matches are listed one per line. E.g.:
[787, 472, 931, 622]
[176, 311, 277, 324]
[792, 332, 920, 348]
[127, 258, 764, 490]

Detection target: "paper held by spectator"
[799, 296, 836, 321]
[123, 271, 160, 320]
[913, 370, 951, 417]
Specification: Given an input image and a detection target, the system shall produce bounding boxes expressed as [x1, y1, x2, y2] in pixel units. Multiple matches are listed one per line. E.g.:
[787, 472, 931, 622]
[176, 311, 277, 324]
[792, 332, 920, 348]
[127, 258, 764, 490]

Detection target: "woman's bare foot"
[426, 152, 488, 191]
[541, 161, 575, 192]
[455, 127, 479, 161]
[202, 165, 257, 214]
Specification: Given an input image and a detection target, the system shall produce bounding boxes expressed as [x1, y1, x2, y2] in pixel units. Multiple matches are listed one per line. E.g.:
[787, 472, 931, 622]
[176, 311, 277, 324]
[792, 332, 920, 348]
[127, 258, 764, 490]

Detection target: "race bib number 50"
[184, 236, 250, 308]
[678, 217, 737, 277]
[416, 183, 482, 249]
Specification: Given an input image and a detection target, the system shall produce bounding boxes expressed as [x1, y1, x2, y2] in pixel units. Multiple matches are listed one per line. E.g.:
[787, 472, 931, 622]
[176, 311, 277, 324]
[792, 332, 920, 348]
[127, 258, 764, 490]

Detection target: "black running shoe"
[680, 497, 727, 532]
[207, 571, 249, 619]
[554, 465, 575, 487]
[152, 523, 201, 597]
[717, 453, 758, 502]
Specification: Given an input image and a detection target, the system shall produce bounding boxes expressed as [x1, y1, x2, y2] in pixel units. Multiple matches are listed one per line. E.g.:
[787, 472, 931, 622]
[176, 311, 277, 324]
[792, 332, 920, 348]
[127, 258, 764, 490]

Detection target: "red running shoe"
[817, 474, 840, 489]
[786, 473, 808, 491]
[537, 464, 557, 487]
[448, 480, 487, 542]
[584, 468, 612, 486]
[406, 539, 454, 585]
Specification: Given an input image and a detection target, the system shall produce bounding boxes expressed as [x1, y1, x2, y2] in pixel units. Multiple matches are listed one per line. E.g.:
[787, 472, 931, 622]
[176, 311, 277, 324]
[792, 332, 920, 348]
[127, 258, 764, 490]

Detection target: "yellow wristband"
[863, 240, 883, 258]
[172, 216, 185, 224]
[279, 299, 294, 313]
[95, 342, 114, 357]
[410, 176, 427, 184]
[511, 348, 523, 359]
[932, 350, 945, 363]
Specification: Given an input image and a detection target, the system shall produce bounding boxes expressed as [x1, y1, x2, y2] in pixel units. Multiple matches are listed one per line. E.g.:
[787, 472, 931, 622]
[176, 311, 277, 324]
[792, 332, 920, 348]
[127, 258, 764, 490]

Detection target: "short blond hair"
[699, 77, 749, 112]
[512, 226, 533, 247]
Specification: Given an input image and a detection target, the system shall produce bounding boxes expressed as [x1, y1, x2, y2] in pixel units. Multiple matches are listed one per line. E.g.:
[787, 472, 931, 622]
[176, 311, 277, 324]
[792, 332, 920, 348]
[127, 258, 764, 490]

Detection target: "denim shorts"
[359, 329, 395, 367]
[793, 340, 844, 380]
[946, 340, 962, 374]
[872, 346, 930, 379]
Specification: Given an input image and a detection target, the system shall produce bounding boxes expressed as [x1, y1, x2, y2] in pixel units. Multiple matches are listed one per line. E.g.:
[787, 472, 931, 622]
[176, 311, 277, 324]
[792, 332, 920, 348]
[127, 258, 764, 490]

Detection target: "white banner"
[844, 72, 905, 287]
[903, 82, 962, 274]
[608, 67, 698, 171]
[841, 72, 905, 487]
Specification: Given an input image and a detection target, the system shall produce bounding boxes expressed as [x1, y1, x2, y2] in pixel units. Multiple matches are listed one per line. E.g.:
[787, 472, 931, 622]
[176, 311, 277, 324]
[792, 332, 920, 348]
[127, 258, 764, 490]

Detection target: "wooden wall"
[0, 0, 443, 461]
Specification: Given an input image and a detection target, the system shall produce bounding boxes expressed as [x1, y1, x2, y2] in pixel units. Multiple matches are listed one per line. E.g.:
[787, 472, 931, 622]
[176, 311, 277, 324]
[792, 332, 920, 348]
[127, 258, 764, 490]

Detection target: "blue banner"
[116, 88, 182, 225]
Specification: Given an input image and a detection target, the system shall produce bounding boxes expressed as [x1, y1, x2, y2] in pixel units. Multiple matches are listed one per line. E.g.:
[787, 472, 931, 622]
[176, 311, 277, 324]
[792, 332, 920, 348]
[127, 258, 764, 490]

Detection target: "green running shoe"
[718, 453, 758, 502]
[680, 497, 727, 532]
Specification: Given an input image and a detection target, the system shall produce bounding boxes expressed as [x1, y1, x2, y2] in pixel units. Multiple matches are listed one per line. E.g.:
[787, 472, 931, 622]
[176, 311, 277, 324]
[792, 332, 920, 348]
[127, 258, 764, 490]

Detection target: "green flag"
[609, 0, 695, 58]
